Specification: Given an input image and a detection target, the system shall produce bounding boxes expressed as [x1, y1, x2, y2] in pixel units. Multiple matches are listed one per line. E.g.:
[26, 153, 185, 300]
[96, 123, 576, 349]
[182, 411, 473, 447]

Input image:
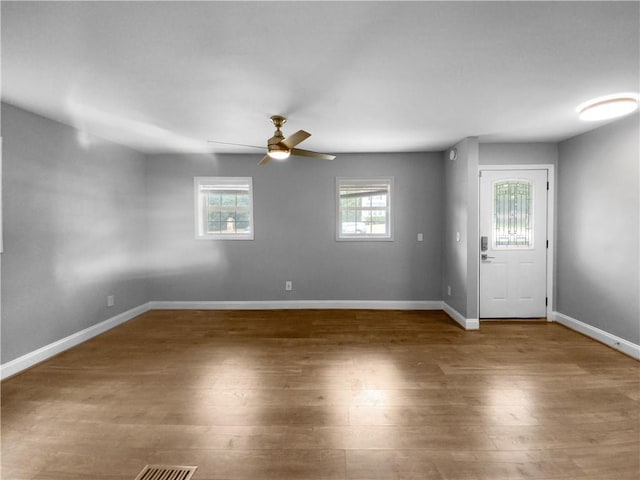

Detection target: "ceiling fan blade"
[258, 155, 272, 166]
[208, 140, 266, 150]
[290, 148, 336, 160]
[280, 130, 311, 149]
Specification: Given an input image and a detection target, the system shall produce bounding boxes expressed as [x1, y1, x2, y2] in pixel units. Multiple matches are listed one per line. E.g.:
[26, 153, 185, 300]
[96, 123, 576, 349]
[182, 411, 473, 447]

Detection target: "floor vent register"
[134, 464, 198, 480]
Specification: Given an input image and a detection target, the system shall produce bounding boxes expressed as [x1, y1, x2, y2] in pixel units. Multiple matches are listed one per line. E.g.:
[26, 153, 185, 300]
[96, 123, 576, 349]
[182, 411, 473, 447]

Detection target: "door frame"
[477, 164, 555, 320]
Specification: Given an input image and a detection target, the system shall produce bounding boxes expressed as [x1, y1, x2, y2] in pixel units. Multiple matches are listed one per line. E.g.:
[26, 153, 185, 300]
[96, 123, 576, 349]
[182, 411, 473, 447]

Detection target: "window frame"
[335, 176, 394, 242]
[194, 176, 254, 240]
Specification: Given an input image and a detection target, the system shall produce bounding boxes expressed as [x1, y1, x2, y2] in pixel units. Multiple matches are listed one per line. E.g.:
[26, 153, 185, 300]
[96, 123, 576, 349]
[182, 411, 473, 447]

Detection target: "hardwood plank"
[346, 449, 443, 479]
[2, 309, 639, 480]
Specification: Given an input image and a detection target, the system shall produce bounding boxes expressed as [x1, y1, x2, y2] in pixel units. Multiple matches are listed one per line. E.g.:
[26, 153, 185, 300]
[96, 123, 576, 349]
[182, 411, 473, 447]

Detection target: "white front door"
[479, 169, 548, 318]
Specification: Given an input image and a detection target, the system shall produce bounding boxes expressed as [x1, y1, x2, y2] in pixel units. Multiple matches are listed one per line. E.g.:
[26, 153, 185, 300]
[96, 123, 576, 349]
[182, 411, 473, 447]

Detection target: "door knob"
[481, 254, 495, 261]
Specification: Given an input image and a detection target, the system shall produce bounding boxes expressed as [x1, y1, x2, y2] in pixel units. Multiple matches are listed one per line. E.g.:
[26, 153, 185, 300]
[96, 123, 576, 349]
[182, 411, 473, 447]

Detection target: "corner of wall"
[442, 302, 479, 330]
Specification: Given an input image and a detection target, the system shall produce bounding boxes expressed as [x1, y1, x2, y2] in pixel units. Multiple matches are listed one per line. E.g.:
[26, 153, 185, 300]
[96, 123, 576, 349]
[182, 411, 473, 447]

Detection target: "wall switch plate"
[417, 233, 423, 242]
[285, 281, 292, 291]
[447, 286, 451, 296]
[107, 295, 115, 307]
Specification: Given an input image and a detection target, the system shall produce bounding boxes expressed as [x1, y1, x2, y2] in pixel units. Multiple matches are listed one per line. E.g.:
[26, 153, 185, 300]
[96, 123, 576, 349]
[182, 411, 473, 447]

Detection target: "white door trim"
[477, 164, 555, 320]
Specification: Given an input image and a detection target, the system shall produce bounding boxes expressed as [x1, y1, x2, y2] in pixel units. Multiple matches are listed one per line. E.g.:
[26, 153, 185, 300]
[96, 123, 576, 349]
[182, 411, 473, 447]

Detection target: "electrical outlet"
[107, 295, 115, 307]
[447, 286, 451, 296]
[456, 232, 461, 242]
[285, 281, 292, 291]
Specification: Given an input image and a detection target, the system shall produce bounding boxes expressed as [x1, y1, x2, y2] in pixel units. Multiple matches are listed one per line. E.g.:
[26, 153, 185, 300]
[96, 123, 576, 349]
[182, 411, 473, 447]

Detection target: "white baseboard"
[552, 311, 640, 360]
[0, 302, 152, 380]
[442, 302, 479, 330]
[148, 300, 443, 311]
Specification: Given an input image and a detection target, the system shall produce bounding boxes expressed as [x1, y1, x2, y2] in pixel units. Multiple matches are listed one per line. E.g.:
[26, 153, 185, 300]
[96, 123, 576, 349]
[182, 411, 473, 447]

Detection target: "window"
[195, 177, 254, 240]
[493, 179, 533, 249]
[336, 177, 393, 240]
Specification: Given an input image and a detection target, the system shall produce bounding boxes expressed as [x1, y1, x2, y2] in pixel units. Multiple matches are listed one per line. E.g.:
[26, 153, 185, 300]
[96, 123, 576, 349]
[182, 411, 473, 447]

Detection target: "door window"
[493, 179, 533, 249]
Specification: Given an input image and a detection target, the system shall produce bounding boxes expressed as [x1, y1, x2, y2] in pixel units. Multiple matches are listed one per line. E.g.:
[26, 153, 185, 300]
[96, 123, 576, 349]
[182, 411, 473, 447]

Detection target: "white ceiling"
[2, 1, 638, 155]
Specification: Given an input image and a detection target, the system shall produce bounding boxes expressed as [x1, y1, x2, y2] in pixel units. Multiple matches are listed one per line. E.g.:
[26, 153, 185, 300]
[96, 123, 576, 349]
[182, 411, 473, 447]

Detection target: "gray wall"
[1, 103, 149, 363]
[557, 114, 639, 344]
[479, 143, 558, 166]
[442, 137, 479, 318]
[145, 152, 443, 302]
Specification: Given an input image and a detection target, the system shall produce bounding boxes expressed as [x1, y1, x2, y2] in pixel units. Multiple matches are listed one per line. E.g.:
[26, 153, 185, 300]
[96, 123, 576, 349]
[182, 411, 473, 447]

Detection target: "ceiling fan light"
[267, 148, 290, 160]
[577, 93, 639, 121]
[267, 129, 290, 160]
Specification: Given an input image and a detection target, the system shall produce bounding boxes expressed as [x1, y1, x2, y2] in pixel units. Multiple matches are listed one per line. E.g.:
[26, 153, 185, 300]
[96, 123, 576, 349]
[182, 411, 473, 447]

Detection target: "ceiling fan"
[208, 115, 336, 166]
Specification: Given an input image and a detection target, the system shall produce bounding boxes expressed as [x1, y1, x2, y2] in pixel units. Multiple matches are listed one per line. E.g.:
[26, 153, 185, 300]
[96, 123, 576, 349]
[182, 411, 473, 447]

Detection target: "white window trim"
[194, 176, 254, 240]
[336, 176, 394, 242]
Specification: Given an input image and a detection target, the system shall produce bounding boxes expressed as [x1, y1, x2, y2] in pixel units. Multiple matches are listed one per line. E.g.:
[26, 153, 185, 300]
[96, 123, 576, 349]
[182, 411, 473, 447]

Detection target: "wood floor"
[2, 309, 639, 480]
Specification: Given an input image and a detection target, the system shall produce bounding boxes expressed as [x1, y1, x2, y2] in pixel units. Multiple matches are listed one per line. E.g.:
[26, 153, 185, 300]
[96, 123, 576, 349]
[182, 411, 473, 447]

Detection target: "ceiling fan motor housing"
[267, 118, 289, 157]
